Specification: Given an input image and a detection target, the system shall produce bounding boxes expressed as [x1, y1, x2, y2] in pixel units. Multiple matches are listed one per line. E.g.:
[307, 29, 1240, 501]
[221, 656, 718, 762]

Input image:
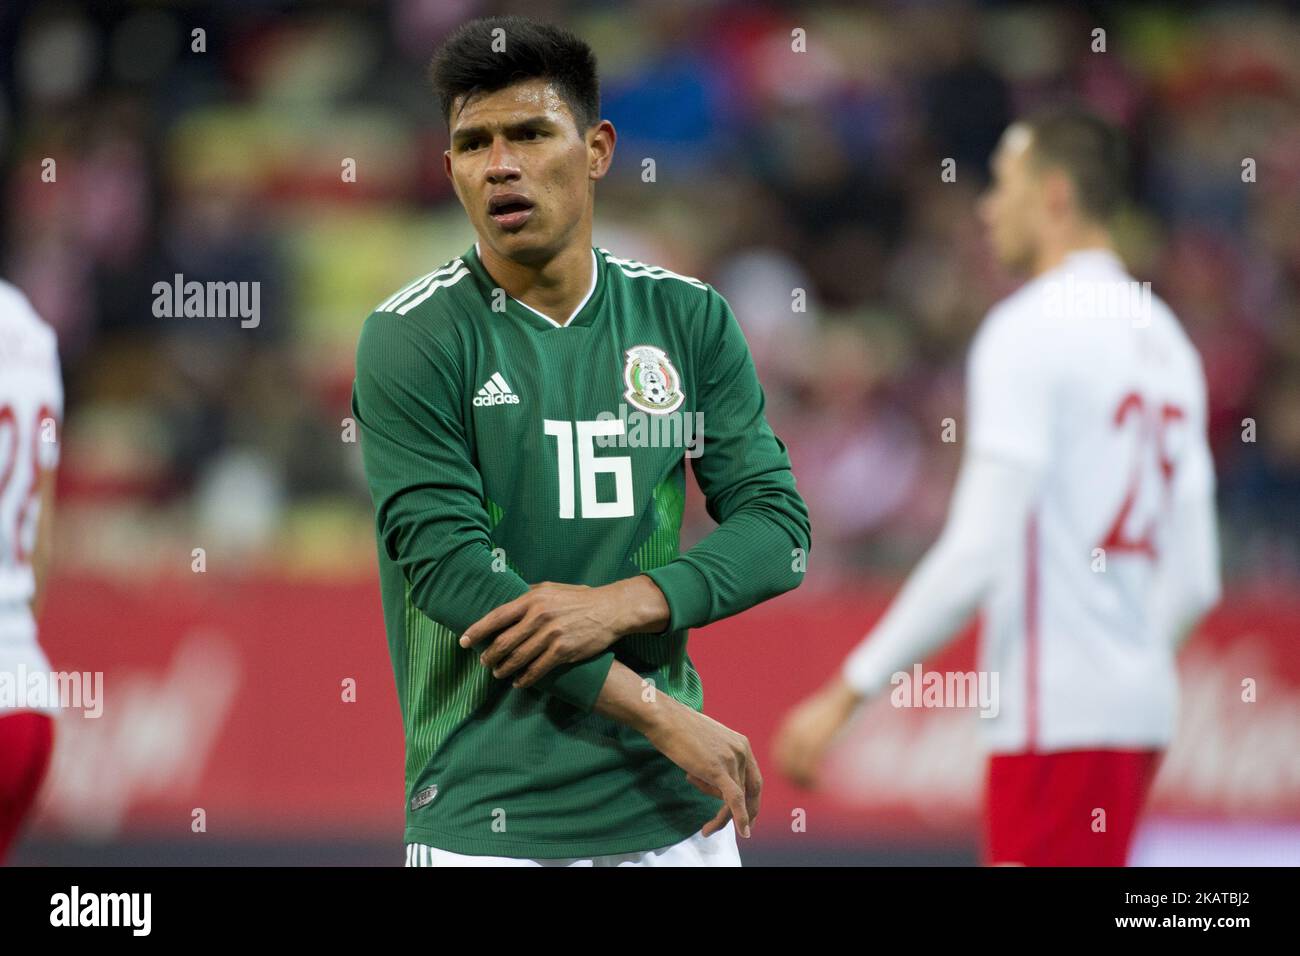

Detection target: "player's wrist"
[595, 660, 681, 737]
[605, 575, 671, 637]
[635, 689, 688, 743]
[829, 675, 866, 713]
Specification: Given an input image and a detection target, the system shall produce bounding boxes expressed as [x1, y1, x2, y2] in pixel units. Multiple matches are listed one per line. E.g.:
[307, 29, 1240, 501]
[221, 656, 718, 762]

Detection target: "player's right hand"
[772, 677, 862, 789]
[642, 703, 761, 839]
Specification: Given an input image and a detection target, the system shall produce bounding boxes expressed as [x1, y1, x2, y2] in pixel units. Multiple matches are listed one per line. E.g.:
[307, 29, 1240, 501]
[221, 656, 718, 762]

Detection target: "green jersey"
[352, 241, 811, 857]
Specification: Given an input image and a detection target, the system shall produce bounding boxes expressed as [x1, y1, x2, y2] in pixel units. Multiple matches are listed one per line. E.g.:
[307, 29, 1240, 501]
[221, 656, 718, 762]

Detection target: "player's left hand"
[772, 677, 863, 788]
[460, 581, 631, 687]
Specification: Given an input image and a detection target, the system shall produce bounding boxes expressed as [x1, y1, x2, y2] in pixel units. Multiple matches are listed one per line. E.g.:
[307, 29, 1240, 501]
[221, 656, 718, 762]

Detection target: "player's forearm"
[645, 494, 810, 632]
[649, 290, 812, 632]
[1163, 488, 1222, 650]
[604, 574, 671, 634]
[397, 534, 529, 634]
[593, 658, 682, 735]
[595, 657, 760, 839]
[841, 533, 991, 696]
[532, 577, 670, 707]
[843, 454, 1037, 696]
[402, 541, 618, 710]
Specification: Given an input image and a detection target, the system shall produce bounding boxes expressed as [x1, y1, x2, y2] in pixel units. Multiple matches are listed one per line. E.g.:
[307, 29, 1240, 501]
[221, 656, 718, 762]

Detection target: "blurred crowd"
[1, 0, 1297, 587]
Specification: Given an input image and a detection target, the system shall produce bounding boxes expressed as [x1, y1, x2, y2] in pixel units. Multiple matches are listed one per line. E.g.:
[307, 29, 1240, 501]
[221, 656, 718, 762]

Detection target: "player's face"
[444, 78, 602, 266]
[979, 124, 1044, 273]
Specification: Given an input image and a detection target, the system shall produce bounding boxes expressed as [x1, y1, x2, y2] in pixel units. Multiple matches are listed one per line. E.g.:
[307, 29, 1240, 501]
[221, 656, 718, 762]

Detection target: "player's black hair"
[429, 16, 600, 133]
[1022, 108, 1130, 223]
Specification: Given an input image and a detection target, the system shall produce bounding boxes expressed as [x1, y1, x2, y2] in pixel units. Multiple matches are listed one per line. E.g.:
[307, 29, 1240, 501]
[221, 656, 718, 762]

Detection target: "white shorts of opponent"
[405, 821, 741, 867]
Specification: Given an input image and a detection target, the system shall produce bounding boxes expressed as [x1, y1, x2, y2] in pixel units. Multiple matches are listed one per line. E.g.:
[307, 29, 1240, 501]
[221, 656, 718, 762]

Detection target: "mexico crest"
[623, 345, 685, 415]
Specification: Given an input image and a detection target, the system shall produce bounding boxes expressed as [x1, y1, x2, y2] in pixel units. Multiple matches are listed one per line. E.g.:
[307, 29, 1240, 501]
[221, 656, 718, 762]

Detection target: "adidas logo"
[473, 372, 520, 407]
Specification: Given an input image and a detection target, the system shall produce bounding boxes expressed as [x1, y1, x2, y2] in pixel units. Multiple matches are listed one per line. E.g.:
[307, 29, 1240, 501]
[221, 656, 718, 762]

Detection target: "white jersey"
[970, 249, 1214, 752]
[0, 280, 62, 714]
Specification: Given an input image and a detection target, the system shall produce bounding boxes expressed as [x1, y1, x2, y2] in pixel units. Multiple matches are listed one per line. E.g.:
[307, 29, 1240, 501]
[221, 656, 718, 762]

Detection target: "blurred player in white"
[0, 279, 62, 862]
[774, 110, 1221, 866]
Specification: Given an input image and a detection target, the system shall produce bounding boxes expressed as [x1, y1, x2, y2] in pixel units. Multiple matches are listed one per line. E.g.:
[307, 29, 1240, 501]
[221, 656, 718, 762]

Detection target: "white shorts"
[405, 821, 741, 867]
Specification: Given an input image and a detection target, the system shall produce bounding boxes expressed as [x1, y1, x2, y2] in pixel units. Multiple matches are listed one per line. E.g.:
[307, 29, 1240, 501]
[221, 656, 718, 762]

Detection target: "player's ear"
[588, 120, 616, 180]
[443, 149, 462, 204]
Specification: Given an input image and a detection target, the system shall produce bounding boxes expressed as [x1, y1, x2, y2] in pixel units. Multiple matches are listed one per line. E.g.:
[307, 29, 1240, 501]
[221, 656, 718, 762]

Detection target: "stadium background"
[2, 0, 1297, 865]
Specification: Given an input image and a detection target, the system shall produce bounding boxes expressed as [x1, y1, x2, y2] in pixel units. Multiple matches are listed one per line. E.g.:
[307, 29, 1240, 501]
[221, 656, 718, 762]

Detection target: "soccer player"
[352, 16, 810, 866]
[0, 279, 62, 862]
[773, 110, 1221, 866]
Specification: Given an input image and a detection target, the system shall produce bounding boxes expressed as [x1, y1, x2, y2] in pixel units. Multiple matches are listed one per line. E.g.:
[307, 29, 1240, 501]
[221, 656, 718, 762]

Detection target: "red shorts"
[984, 748, 1161, 866]
[0, 711, 55, 862]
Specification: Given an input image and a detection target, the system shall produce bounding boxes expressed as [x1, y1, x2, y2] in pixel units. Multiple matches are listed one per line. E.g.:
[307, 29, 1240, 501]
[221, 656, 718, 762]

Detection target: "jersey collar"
[1061, 247, 1126, 273]
[470, 241, 602, 330]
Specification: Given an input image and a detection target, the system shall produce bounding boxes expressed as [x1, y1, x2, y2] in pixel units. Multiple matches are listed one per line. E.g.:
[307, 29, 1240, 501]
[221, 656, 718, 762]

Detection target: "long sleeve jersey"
[352, 242, 810, 857]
